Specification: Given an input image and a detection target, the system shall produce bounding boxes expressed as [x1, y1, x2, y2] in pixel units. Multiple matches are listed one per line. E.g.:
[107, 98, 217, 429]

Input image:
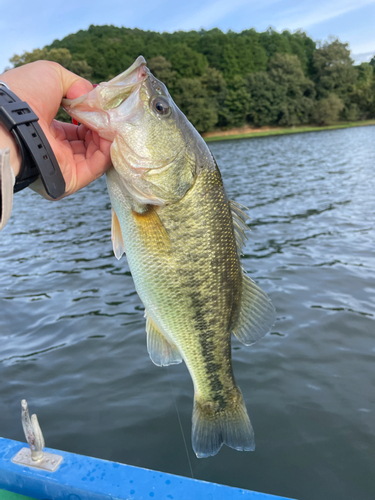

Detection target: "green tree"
[259, 28, 291, 58]
[312, 39, 357, 121]
[173, 78, 218, 132]
[351, 62, 375, 118]
[280, 30, 316, 76]
[246, 53, 314, 126]
[267, 53, 315, 125]
[198, 29, 228, 73]
[148, 56, 177, 89]
[10, 47, 92, 79]
[234, 29, 268, 74]
[167, 44, 208, 78]
[224, 76, 252, 127]
[200, 67, 228, 127]
[312, 39, 357, 101]
[197, 29, 268, 79]
[11, 48, 71, 68]
[246, 71, 278, 126]
[68, 60, 93, 80]
[312, 94, 345, 125]
[171, 66, 229, 133]
[9, 25, 367, 130]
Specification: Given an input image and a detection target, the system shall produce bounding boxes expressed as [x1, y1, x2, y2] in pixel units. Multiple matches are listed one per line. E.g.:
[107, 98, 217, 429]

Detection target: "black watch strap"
[0, 83, 65, 199]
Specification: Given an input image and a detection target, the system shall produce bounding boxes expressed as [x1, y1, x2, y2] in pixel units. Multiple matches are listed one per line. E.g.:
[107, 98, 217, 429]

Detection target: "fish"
[62, 56, 276, 458]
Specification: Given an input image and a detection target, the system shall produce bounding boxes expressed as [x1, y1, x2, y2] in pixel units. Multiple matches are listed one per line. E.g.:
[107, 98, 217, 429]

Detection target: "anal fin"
[145, 311, 182, 366]
[233, 274, 276, 346]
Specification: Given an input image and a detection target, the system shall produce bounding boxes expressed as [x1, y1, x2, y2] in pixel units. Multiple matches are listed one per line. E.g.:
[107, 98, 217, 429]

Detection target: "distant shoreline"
[203, 120, 375, 143]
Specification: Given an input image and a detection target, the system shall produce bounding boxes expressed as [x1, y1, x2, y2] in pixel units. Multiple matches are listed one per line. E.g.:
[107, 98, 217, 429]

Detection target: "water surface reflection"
[1, 126, 375, 500]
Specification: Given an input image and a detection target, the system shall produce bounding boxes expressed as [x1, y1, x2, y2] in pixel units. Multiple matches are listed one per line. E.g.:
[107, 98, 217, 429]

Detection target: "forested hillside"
[10, 25, 375, 133]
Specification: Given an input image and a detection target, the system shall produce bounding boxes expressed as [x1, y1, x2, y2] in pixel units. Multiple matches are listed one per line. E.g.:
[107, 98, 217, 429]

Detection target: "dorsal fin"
[233, 274, 276, 346]
[230, 200, 250, 256]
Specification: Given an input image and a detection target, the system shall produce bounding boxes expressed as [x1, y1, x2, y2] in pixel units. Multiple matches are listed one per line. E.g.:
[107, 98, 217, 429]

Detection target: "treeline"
[10, 25, 375, 133]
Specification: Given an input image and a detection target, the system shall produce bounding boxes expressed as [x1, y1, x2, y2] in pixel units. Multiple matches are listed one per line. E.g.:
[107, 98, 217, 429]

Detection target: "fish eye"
[152, 97, 171, 117]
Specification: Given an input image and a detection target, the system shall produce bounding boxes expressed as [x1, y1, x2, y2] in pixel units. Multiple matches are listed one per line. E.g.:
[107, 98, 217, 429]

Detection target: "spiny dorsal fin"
[230, 200, 250, 256]
[111, 207, 125, 260]
[233, 274, 276, 346]
[145, 310, 183, 366]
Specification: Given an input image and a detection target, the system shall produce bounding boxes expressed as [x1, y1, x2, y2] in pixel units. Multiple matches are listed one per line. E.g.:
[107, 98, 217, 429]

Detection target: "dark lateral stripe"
[189, 290, 227, 410]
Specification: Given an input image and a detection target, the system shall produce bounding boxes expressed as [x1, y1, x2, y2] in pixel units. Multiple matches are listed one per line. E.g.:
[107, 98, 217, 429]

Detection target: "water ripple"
[1, 126, 375, 500]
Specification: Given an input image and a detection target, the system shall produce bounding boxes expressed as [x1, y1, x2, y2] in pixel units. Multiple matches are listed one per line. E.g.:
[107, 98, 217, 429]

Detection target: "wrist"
[0, 123, 21, 177]
[0, 75, 21, 177]
[0, 79, 65, 198]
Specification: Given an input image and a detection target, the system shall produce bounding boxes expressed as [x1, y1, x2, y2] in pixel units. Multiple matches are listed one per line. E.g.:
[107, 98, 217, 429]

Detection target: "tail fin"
[192, 389, 255, 458]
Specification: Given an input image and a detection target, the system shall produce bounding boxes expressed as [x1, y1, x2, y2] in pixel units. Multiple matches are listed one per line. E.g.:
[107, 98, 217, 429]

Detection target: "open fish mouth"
[62, 55, 148, 116]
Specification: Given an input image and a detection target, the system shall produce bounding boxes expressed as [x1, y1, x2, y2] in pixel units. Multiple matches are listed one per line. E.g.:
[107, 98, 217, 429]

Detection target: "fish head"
[62, 56, 148, 141]
[62, 56, 205, 207]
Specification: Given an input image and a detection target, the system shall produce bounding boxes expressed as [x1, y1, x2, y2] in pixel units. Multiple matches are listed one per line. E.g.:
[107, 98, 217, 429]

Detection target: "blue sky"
[1, 0, 374, 73]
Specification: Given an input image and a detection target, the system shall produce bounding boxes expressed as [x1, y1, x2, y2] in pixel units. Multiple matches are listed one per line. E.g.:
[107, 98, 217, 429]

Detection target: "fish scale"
[62, 55, 276, 458]
[109, 159, 249, 449]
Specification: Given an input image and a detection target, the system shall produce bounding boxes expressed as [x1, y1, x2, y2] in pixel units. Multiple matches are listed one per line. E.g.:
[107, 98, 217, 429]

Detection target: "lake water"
[1, 126, 375, 500]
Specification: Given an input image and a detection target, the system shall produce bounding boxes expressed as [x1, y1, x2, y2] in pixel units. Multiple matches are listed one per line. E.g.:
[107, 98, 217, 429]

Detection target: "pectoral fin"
[132, 206, 171, 253]
[145, 311, 182, 366]
[233, 274, 276, 345]
[111, 208, 125, 260]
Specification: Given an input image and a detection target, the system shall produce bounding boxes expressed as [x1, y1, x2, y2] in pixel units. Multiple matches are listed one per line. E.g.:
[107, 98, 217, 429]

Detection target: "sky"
[1, 0, 374, 73]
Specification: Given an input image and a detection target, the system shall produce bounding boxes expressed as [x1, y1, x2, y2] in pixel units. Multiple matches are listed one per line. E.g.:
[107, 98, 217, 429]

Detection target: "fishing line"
[167, 365, 195, 479]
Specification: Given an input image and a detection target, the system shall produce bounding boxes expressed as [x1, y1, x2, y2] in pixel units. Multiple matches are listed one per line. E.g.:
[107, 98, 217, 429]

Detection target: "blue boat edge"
[0, 437, 296, 500]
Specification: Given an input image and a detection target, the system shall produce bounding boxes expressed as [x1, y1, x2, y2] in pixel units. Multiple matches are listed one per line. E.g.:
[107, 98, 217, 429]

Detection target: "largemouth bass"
[62, 56, 275, 458]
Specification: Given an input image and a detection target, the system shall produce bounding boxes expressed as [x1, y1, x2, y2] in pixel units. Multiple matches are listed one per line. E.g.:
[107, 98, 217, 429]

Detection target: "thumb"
[57, 65, 93, 100]
[65, 78, 93, 100]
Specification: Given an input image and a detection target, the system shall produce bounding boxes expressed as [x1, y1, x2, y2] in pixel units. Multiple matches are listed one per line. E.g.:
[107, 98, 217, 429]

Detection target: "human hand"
[0, 61, 112, 197]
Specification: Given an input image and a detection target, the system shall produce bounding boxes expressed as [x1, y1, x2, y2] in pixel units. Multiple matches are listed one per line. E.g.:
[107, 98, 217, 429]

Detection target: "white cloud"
[352, 51, 374, 63]
[349, 39, 375, 54]
[275, 0, 375, 31]
[171, 0, 277, 32]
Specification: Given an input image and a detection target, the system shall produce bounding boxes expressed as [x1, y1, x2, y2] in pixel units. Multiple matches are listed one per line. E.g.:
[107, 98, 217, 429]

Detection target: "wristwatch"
[0, 81, 65, 199]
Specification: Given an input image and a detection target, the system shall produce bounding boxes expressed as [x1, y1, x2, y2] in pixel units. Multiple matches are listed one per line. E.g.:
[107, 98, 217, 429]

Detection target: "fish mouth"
[62, 55, 148, 116]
